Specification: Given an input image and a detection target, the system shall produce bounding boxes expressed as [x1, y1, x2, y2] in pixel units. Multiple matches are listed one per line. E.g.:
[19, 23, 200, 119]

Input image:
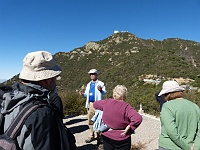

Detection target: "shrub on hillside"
[58, 80, 200, 117]
[59, 91, 87, 116]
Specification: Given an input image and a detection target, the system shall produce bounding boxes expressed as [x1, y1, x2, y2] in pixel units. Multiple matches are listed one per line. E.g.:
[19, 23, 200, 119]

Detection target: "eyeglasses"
[90, 73, 97, 75]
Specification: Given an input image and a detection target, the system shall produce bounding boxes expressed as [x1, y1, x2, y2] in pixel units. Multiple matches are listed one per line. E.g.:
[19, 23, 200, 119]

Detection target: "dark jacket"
[0, 82, 69, 150]
[155, 93, 166, 112]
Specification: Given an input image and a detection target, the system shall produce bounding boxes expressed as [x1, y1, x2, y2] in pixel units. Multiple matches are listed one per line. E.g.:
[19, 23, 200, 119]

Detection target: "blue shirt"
[89, 82, 95, 102]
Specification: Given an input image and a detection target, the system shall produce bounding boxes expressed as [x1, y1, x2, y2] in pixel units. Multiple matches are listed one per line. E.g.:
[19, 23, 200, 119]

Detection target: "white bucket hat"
[88, 69, 98, 74]
[19, 51, 62, 81]
[158, 80, 185, 96]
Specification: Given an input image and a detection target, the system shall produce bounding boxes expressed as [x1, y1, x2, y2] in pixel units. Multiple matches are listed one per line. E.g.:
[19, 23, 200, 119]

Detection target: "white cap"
[158, 80, 185, 96]
[88, 69, 98, 74]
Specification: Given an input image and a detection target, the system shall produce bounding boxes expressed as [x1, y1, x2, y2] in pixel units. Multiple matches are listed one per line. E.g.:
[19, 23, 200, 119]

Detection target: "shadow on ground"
[77, 144, 96, 150]
[64, 118, 87, 126]
[77, 144, 103, 150]
[64, 115, 104, 150]
[64, 116, 88, 134]
[68, 125, 89, 134]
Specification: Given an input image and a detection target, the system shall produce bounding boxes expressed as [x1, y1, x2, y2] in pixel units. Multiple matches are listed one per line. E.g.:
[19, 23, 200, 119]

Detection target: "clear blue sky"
[0, 0, 200, 80]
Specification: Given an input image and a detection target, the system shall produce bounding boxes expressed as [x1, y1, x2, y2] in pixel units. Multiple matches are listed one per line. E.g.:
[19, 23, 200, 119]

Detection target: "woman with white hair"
[158, 80, 200, 150]
[93, 85, 142, 150]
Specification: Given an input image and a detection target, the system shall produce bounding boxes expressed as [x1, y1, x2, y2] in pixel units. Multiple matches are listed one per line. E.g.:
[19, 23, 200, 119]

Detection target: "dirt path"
[63, 113, 160, 150]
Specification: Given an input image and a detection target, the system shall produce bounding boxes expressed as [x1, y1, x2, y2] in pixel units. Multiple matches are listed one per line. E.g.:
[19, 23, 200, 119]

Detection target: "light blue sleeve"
[98, 81, 107, 95]
[92, 110, 103, 131]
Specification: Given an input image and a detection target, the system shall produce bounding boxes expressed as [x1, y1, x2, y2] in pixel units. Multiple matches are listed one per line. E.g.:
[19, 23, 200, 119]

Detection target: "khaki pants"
[87, 102, 101, 140]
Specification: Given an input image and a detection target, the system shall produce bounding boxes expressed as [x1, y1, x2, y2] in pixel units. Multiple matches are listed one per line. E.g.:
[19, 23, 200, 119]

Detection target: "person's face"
[90, 73, 97, 81]
[42, 76, 57, 93]
[48, 77, 57, 92]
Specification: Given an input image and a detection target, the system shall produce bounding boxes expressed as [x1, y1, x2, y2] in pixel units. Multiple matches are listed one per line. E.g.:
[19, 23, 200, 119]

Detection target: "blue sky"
[0, 0, 200, 80]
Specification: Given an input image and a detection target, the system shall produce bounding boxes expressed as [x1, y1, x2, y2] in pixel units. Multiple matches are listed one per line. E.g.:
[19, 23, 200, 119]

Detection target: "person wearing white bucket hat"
[158, 80, 185, 96]
[79, 68, 107, 145]
[0, 51, 70, 150]
[158, 80, 200, 150]
[19, 51, 61, 82]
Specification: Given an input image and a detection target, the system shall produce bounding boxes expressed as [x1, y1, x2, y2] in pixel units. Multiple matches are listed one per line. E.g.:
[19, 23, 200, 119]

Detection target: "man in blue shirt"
[79, 69, 107, 145]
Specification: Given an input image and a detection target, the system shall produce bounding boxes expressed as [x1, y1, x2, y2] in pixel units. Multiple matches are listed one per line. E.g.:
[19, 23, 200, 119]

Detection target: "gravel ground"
[63, 113, 160, 150]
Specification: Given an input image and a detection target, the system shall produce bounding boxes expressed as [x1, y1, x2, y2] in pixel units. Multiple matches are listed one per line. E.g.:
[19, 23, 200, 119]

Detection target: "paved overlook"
[63, 113, 160, 150]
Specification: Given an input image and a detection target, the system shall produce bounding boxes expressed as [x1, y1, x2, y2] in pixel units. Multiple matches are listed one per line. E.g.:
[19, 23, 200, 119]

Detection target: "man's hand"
[97, 85, 102, 92]
[79, 90, 83, 96]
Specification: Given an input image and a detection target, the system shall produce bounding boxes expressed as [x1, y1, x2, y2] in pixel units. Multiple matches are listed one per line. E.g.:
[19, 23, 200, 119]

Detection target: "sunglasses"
[90, 73, 97, 75]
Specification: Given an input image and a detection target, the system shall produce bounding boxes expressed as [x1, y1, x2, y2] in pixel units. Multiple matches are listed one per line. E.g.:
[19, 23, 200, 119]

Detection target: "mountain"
[2, 31, 200, 115]
[2, 32, 200, 95]
[0, 79, 7, 84]
[53, 32, 200, 93]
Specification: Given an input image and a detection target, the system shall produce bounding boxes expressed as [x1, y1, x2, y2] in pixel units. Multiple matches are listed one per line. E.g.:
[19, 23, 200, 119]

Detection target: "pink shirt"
[93, 98, 142, 141]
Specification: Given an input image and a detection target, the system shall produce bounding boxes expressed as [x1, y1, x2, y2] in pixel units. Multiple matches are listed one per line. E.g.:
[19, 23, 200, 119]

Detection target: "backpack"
[0, 102, 47, 150]
[0, 89, 76, 150]
[65, 127, 77, 150]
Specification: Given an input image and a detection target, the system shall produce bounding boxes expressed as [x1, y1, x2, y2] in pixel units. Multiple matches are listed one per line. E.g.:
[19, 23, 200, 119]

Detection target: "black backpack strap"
[0, 113, 4, 134]
[5, 102, 47, 139]
[0, 114, 4, 126]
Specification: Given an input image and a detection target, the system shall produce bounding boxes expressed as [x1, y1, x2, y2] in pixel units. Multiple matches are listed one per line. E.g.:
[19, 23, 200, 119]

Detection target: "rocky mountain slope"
[2, 31, 200, 96]
[2, 31, 200, 115]
[53, 32, 200, 93]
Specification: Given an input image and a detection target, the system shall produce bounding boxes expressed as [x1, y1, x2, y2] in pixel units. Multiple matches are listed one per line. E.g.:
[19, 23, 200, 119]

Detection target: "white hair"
[113, 85, 127, 100]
